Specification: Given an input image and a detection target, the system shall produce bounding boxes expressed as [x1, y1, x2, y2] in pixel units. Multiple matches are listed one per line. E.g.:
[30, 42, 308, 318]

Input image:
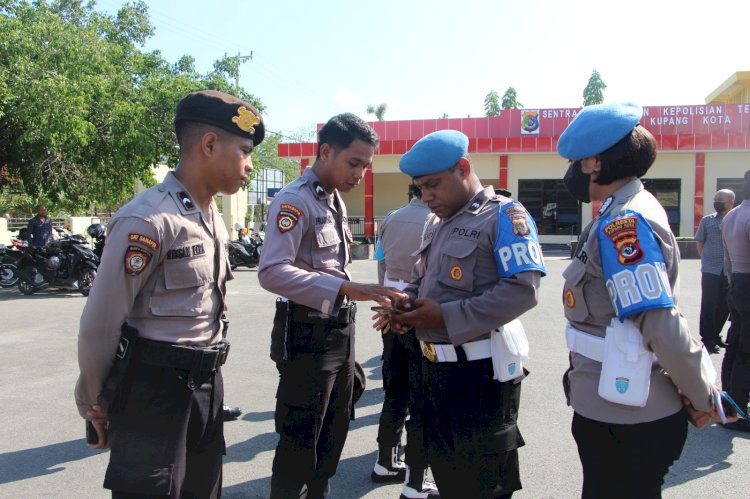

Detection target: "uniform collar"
[444, 186, 494, 222]
[302, 168, 328, 199]
[598, 178, 644, 218]
[160, 171, 216, 217]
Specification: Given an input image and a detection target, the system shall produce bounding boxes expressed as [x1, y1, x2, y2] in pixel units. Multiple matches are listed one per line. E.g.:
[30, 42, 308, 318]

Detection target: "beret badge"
[232, 106, 260, 134]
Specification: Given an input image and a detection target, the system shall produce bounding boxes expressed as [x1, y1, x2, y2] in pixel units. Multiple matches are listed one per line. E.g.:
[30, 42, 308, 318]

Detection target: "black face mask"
[713, 201, 727, 213]
[564, 160, 591, 203]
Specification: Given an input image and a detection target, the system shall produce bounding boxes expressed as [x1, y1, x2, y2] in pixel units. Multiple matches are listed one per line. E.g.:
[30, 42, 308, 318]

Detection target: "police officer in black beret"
[76, 89, 263, 498]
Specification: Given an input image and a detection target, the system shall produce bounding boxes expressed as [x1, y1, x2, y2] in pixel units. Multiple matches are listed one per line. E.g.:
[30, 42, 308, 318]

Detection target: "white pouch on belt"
[490, 319, 528, 382]
[598, 318, 654, 407]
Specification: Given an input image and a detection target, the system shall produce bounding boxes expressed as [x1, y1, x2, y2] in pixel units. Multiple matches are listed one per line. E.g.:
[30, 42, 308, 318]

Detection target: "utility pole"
[224, 51, 253, 92]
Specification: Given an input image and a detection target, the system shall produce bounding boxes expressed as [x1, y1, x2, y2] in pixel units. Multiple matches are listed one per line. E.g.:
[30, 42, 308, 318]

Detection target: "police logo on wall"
[277, 203, 302, 233]
[503, 205, 530, 237]
[521, 110, 540, 135]
[124, 245, 152, 275]
[603, 217, 644, 265]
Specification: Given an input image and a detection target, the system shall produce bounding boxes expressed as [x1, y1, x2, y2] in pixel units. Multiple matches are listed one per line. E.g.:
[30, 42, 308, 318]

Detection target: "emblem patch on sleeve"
[125, 245, 152, 275]
[277, 203, 303, 233]
[503, 205, 531, 237]
[128, 233, 159, 251]
[602, 217, 643, 265]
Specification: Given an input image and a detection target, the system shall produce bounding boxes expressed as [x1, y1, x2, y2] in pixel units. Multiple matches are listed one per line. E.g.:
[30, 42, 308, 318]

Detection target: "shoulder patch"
[177, 191, 195, 210]
[494, 202, 546, 278]
[277, 203, 303, 233]
[128, 233, 159, 251]
[125, 245, 152, 275]
[503, 204, 531, 237]
[598, 210, 674, 320]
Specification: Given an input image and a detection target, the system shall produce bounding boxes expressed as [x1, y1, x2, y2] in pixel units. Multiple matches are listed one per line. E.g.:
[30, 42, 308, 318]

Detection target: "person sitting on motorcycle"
[240, 227, 252, 244]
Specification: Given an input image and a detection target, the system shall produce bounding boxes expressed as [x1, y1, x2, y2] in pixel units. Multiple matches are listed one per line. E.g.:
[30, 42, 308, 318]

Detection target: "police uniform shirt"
[563, 179, 713, 424]
[75, 171, 231, 417]
[695, 212, 726, 275]
[404, 186, 543, 346]
[377, 197, 431, 285]
[722, 200, 750, 276]
[258, 168, 351, 315]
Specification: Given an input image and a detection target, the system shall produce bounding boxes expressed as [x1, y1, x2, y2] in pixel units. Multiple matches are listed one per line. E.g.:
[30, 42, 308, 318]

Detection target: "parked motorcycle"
[228, 223, 262, 270]
[0, 231, 29, 288]
[15, 227, 99, 296]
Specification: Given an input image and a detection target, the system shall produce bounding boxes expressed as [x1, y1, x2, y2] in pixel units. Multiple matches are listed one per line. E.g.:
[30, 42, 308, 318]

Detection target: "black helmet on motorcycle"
[86, 223, 105, 239]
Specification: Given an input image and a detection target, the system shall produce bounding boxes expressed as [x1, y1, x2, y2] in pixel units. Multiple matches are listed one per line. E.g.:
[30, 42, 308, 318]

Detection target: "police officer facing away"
[558, 102, 730, 498]
[76, 90, 263, 498]
[372, 185, 438, 498]
[383, 130, 545, 498]
[258, 113, 407, 498]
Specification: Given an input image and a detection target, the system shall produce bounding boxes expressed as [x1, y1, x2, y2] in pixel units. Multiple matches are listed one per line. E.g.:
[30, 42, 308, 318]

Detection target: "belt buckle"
[420, 341, 438, 363]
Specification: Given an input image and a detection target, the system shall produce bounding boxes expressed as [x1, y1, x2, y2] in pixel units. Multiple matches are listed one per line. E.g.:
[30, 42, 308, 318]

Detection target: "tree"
[501, 87, 523, 109]
[0, 0, 265, 214]
[583, 69, 607, 106]
[484, 90, 500, 117]
[366, 103, 387, 121]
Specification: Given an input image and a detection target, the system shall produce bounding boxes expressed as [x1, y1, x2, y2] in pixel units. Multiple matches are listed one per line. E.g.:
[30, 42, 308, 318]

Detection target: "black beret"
[175, 90, 265, 145]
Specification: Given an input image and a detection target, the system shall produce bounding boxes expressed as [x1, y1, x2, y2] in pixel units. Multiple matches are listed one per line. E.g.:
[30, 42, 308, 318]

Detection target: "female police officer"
[557, 102, 726, 499]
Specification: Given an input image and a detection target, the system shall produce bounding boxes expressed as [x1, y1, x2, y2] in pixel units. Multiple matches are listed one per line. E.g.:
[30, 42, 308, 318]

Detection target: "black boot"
[400, 467, 440, 499]
[371, 444, 406, 483]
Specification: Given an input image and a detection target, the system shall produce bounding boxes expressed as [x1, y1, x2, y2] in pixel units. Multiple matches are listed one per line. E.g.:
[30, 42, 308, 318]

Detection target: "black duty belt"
[135, 338, 230, 372]
[290, 302, 357, 325]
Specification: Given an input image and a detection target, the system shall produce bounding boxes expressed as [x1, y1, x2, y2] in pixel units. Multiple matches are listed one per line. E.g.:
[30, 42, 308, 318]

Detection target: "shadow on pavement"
[0, 439, 97, 484]
[664, 423, 748, 488]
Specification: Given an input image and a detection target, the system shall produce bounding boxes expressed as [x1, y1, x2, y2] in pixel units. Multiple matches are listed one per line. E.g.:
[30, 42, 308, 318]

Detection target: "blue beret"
[557, 102, 642, 160]
[400, 130, 468, 177]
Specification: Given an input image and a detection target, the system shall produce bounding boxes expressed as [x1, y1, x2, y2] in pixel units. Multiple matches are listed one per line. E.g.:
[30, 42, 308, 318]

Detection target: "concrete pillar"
[220, 188, 248, 238]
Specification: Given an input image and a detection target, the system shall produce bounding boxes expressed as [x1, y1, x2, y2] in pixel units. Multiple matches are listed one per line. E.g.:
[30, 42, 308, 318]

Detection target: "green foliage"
[501, 87, 523, 110]
[366, 103, 387, 121]
[250, 133, 301, 185]
[0, 0, 265, 214]
[484, 90, 500, 117]
[583, 69, 607, 106]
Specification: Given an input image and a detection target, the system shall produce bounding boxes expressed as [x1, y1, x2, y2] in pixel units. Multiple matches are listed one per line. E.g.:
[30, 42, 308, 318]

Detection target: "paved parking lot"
[0, 254, 747, 498]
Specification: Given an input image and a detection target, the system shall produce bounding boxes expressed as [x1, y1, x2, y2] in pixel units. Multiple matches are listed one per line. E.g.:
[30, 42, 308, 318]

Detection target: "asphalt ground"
[0, 252, 747, 498]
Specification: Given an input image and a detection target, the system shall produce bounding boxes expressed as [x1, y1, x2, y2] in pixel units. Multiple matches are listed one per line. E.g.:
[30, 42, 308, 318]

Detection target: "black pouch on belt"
[270, 298, 290, 365]
[97, 322, 139, 413]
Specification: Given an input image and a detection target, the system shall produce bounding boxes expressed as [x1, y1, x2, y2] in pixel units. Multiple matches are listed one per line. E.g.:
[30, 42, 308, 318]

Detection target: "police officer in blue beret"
[558, 102, 729, 498]
[378, 130, 546, 498]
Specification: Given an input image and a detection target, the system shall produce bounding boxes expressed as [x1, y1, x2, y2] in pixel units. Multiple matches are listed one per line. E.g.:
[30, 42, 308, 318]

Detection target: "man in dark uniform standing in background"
[258, 113, 407, 499]
[372, 184, 438, 498]
[27, 204, 54, 247]
[384, 130, 545, 498]
[76, 90, 264, 498]
[721, 170, 750, 432]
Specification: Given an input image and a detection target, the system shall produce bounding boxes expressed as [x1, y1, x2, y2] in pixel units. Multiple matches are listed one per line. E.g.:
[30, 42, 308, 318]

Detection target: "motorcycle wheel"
[0, 264, 19, 288]
[18, 278, 35, 295]
[78, 267, 97, 296]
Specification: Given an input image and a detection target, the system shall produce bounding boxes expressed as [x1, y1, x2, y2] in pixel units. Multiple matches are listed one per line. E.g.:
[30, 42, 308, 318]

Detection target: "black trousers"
[721, 273, 750, 411]
[699, 272, 730, 347]
[377, 330, 428, 469]
[422, 357, 524, 499]
[106, 364, 224, 499]
[270, 320, 354, 499]
[572, 410, 688, 499]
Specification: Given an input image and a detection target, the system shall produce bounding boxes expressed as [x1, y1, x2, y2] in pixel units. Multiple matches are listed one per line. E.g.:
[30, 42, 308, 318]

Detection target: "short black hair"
[176, 121, 232, 149]
[595, 125, 657, 185]
[316, 113, 379, 159]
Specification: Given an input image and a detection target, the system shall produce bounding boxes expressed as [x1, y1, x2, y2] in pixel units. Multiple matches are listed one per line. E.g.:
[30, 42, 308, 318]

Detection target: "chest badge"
[564, 289, 575, 308]
[450, 265, 463, 281]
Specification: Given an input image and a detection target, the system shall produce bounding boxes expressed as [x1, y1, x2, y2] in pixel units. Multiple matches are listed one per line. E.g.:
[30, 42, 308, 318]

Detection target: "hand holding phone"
[86, 420, 98, 445]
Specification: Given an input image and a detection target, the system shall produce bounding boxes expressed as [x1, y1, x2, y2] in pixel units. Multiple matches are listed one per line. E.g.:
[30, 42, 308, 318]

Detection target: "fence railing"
[348, 217, 384, 240]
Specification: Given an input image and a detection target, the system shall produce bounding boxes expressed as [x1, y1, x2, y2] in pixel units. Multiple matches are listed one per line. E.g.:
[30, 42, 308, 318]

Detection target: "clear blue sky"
[95, 0, 749, 139]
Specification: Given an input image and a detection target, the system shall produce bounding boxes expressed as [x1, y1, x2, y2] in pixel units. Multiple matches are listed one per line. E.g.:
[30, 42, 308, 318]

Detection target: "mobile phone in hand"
[86, 420, 98, 445]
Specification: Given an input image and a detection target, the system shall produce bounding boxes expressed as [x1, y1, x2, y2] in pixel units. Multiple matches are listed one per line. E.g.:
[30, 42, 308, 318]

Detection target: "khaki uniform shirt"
[563, 179, 713, 424]
[377, 198, 431, 285]
[405, 187, 543, 346]
[722, 200, 750, 277]
[258, 168, 351, 315]
[75, 172, 231, 417]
